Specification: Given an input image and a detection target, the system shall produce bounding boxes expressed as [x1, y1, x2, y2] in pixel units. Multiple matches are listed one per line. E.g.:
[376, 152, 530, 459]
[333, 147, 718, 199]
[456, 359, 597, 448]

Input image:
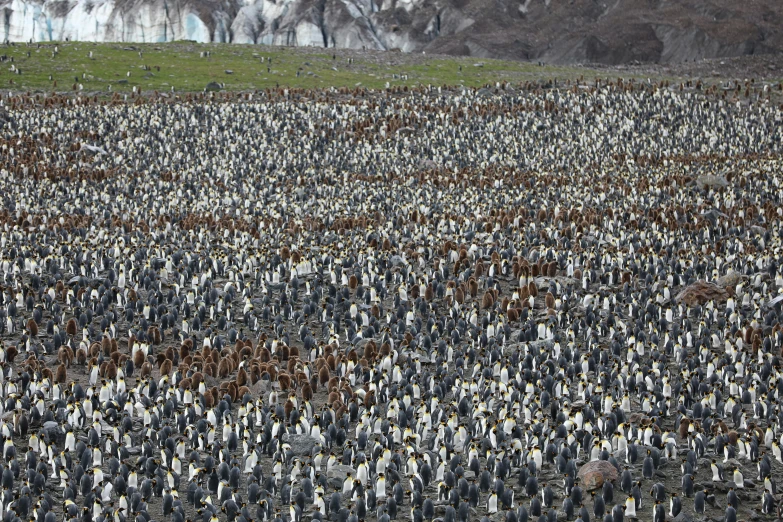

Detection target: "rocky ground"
[1, 63, 783, 522]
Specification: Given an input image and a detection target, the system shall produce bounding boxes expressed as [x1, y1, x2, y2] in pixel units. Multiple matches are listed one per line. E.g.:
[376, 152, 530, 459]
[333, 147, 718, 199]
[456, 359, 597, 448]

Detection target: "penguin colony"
[0, 79, 782, 522]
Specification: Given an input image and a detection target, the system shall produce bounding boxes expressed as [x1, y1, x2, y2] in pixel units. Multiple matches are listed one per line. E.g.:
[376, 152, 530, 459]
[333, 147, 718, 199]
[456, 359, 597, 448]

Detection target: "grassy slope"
[0, 40, 637, 93]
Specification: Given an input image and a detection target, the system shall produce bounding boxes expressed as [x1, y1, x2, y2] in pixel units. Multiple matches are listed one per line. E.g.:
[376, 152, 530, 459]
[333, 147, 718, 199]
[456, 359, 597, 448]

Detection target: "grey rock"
[327, 465, 355, 490]
[673, 513, 693, 522]
[716, 271, 742, 289]
[696, 174, 729, 189]
[205, 81, 222, 91]
[284, 434, 320, 456]
[701, 208, 729, 225]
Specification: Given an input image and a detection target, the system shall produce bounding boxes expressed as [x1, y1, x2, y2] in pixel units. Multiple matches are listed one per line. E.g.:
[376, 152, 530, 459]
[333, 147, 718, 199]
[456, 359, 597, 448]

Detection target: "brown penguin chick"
[507, 308, 520, 322]
[284, 400, 294, 418]
[678, 418, 691, 439]
[217, 358, 231, 379]
[727, 431, 739, 445]
[26, 319, 38, 337]
[159, 358, 173, 377]
[236, 367, 248, 387]
[548, 262, 557, 277]
[202, 390, 214, 409]
[179, 344, 190, 360]
[89, 342, 101, 357]
[363, 388, 376, 407]
[156, 353, 168, 368]
[474, 260, 484, 278]
[327, 391, 341, 407]
[279, 344, 290, 361]
[302, 382, 313, 401]
[140, 362, 153, 378]
[454, 286, 465, 304]
[277, 373, 291, 391]
[481, 291, 494, 310]
[133, 349, 146, 368]
[500, 296, 511, 312]
[259, 347, 272, 363]
[75, 348, 87, 365]
[58, 346, 74, 367]
[65, 318, 77, 337]
[249, 365, 261, 384]
[528, 281, 538, 298]
[101, 337, 111, 355]
[348, 274, 358, 289]
[545, 292, 555, 309]
[328, 376, 340, 393]
[227, 382, 238, 402]
[191, 372, 204, 389]
[239, 345, 253, 360]
[103, 360, 117, 380]
[326, 354, 337, 372]
[468, 278, 478, 298]
[54, 363, 67, 384]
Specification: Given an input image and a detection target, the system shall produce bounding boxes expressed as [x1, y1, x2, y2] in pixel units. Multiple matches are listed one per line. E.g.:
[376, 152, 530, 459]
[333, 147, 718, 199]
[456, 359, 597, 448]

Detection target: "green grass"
[0, 41, 642, 93]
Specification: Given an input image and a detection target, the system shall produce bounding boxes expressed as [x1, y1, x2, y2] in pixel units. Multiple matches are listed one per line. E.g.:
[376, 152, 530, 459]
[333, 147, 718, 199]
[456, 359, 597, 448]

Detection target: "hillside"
[1, 0, 781, 64]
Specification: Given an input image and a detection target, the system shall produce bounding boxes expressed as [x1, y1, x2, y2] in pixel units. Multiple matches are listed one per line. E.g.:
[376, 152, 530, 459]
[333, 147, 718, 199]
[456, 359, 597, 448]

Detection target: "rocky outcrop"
[1, 0, 781, 64]
[577, 460, 618, 490]
[675, 281, 730, 306]
[282, 433, 320, 455]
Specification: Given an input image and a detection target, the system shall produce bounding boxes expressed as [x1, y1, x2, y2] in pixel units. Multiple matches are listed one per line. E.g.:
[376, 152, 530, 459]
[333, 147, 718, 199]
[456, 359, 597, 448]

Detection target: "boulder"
[577, 461, 618, 490]
[327, 465, 355, 489]
[42, 421, 63, 443]
[716, 271, 742, 290]
[675, 281, 729, 306]
[283, 434, 320, 456]
[696, 174, 729, 189]
[205, 82, 223, 92]
[673, 513, 693, 522]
